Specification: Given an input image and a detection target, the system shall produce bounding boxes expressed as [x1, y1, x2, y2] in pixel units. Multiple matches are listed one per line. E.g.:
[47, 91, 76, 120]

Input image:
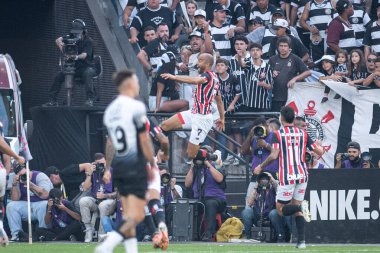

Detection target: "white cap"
[315, 55, 335, 64]
[194, 9, 206, 18]
[273, 18, 289, 29]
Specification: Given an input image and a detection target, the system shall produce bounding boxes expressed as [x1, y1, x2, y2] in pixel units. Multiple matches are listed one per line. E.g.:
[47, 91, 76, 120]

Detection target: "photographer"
[243, 172, 288, 242]
[35, 188, 83, 241]
[336, 142, 365, 169]
[79, 153, 116, 242]
[160, 167, 182, 236]
[43, 19, 97, 107]
[307, 151, 325, 169]
[361, 152, 376, 169]
[7, 164, 53, 241]
[241, 117, 278, 228]
[185, 145, 227, 241]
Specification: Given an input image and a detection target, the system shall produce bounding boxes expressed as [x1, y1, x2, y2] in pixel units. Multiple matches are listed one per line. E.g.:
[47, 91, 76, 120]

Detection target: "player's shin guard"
[144, 206, 157, 234]
[148, 199, 165, 226]
[282, 205, 302, 216]
[295, 216, 305, 242]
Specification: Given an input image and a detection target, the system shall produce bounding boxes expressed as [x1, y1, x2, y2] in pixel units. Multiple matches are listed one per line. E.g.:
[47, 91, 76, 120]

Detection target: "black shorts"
[112, 156, 147, 200]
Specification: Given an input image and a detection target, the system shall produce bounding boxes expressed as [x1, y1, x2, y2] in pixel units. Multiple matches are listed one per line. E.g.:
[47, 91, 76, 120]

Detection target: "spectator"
[123, 0, 173, 27]
[307, 151, 326, 169]
[137, 23, 178, 74]
[300, 0, 334, 62]
[192, 10, 212, 37]
[336, 0, 371, 50]
[290, 0, 311, 49]
[185, 145, 227, 241]
[268, 19, 309, 63]
[184, 0, 198, 33]
[143, 26, 158, 44]
[44, 163, 95, 202]
[363, 4, 380, 59]
[43, 19, 97, 107]
[160, 168, 183, 236]
[246, 8, 300, 61]
[327, 0, 356, 55]
[247, 16, 264, 33]
[211, 4, 244, 61]
[347, 49, 368, 86]
[206, 0, 246, 31]
[215, 58, 242, 161]
[366, 53, 377, 73]
[242, 172, 289, 241]
[149, 51, 189, 112]
[243, 43, 273, 112]
[269, 36, 311, 112]
[336, 141, 365, 168]
[129, 0, 181, 47]
[79, 153, 116, 243]
[334, 49, 349, 76]
[250, 0, 278, 26]
[363, 56, 380, 88]
[7, 164, 53, 241]
[35, 189, 83, 242]
[316, 55, 343, 103]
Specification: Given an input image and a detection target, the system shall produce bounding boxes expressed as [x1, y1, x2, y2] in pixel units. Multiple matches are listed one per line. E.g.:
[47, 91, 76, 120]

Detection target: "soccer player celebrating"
[96, 70, 156, 253]
[253, 106, 323, 249]
[160, 53, 225, 160]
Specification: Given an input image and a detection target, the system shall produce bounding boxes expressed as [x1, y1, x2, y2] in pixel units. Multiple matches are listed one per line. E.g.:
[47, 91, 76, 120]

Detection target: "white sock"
[123, 237, 138, 253]
[99, 231, 123, 250]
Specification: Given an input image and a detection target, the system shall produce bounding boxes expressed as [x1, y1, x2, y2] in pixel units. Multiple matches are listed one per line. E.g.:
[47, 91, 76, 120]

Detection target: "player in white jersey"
[96, 70, 156, 253]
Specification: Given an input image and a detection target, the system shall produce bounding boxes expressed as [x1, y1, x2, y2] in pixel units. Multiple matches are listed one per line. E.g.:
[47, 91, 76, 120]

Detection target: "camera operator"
[307, 151, 325, 169]
[159, 167, 182, 236]
[35, 188, 83, 241]
[79, 153, 116, 242]
[243, 172, 289, 242]
[185, 145, 227, 241]
[336, 141, 365, 169]
[241, 117, 278, 234]
[361, 152, 376, 169]
[43, 19, 97, 107]
[7, 164, 53, 242]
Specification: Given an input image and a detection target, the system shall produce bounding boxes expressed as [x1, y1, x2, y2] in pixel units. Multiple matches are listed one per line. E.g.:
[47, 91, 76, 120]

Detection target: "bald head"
[199, 53, 214, 66]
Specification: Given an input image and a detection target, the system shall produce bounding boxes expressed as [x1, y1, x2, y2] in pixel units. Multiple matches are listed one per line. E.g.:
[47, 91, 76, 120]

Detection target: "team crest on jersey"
[224, 84, 231, 93]
[351, 17, 359, 24]
[151, 17, 164, 25]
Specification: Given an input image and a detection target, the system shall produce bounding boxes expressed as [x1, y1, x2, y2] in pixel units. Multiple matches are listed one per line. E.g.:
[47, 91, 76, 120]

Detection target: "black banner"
[305, 169, 380, 243]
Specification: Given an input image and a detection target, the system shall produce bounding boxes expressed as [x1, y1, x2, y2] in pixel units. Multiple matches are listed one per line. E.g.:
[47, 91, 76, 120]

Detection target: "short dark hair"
[49, 188, 63, 199]
[375, 57, 380, 63]
[234, 35, 249, 45]
[144, 26, 155, 33]
[94, 153, 105, 161]
[249, 42, 262, 51]
[268, 118, 281, 129]
[252, 116, 267, 127]
[215, 58, 229, 66]
[281, 106, 295, 124]
[156, 22, 168, 31]
[113, 69, 136, 87]
[277, 36, 292, 48]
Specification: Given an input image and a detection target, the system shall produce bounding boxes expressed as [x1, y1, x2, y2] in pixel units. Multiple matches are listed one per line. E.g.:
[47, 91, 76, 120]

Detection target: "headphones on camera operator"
[71, 19, 87, 36]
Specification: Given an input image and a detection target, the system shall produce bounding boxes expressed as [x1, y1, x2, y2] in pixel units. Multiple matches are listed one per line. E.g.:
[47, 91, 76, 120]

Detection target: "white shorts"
[276, 182, 307, 203]
[149, 96, 169, 111]
[178, 110, 213, 145]
[147, 166, 161, 193]
[0, 169, 6, 198]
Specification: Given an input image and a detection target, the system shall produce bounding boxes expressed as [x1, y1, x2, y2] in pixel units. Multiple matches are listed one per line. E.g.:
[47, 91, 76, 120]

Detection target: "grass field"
[3, 243, 380, 253]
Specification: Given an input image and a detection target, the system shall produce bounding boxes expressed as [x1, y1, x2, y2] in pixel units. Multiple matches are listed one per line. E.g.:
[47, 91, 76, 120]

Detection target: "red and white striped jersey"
[191, 71, 220, 115]
[271, 126, 317, 186]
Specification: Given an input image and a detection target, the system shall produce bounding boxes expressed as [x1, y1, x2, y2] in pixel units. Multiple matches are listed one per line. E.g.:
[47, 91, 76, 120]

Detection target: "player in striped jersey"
[254, 106, 323, 249]
[160, 53, 225, 160]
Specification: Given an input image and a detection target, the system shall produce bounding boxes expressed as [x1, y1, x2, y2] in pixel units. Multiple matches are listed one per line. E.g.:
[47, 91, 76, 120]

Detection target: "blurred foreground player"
[96, 70, 156, 253]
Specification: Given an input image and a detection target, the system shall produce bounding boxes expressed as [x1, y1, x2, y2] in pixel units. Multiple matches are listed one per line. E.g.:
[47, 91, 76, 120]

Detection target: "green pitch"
[3, 243, 380, 253]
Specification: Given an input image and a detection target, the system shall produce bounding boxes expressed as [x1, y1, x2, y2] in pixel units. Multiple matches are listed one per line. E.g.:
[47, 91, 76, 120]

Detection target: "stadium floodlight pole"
[25, 162, 33, 244]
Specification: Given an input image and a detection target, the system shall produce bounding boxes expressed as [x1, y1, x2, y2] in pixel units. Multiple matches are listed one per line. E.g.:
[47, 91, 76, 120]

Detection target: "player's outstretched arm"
[161, 73, 206, 85]
[0, 137, 24, 165]
[215, 94, 225, 131]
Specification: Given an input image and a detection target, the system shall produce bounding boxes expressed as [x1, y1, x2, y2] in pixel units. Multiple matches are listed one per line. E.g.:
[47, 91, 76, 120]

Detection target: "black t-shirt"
[63, 35, 94, 69]
[60, 164, 86, 201]
[269, 53, 308, 102]
[268, 35, 308, 60]
[131, 6, 178, 47]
